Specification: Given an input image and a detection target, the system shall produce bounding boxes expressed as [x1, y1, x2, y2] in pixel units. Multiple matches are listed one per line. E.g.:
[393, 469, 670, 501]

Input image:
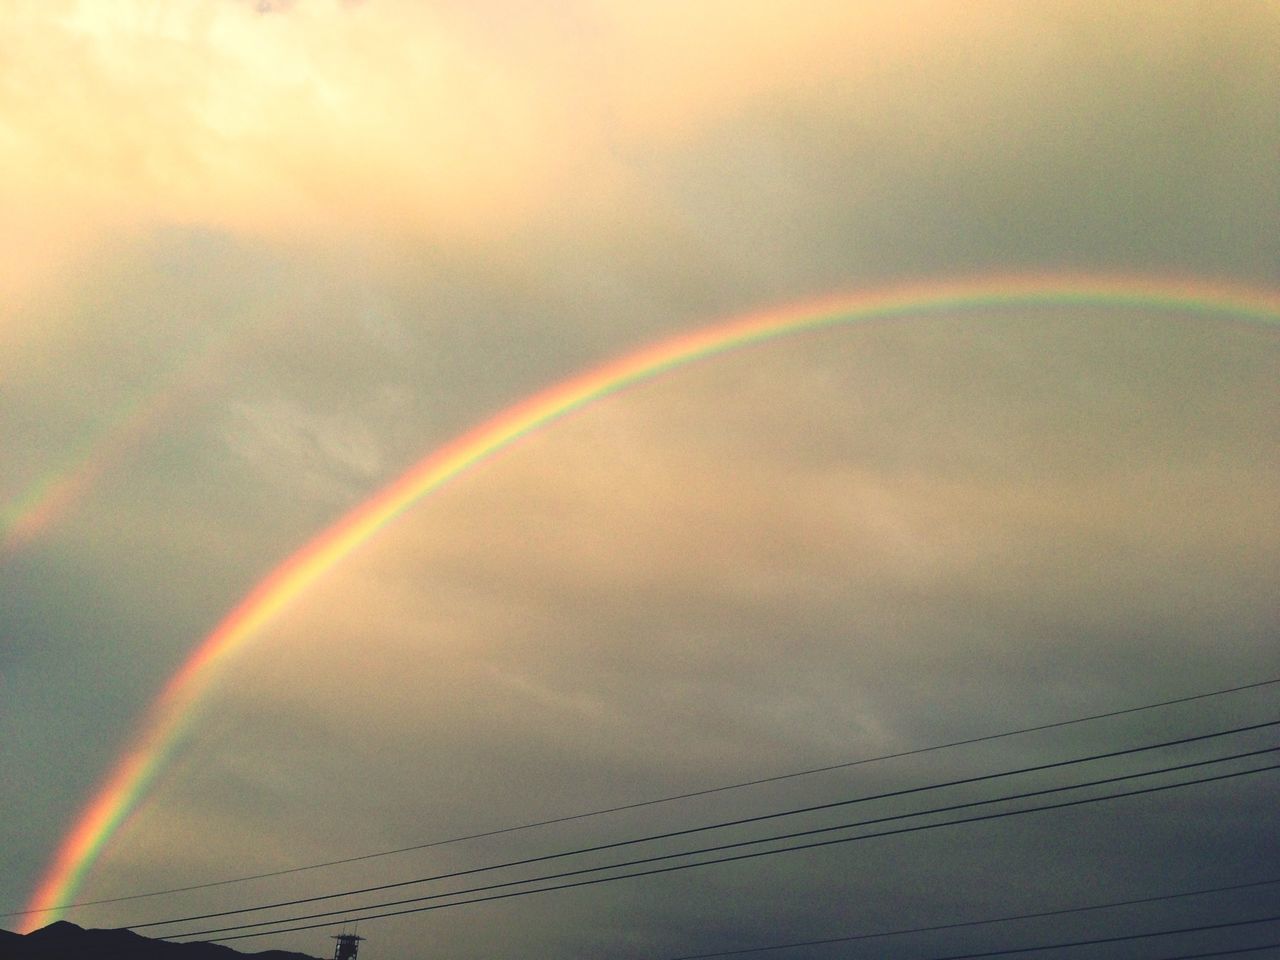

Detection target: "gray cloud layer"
[2, 4, 1277, 960]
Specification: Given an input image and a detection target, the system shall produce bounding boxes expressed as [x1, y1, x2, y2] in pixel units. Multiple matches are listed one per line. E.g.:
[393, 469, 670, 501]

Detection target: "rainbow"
[2, 394, 178, 558]
[2, 324, 242, 560]
[22, 273, 1280, 929]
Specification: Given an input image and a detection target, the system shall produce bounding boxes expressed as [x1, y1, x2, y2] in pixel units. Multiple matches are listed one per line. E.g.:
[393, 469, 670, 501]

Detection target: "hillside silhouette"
[0, 922, 321, 960]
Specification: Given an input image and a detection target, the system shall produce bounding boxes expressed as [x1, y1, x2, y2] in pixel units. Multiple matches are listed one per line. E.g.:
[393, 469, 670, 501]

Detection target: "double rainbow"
[2, 324, 243, 559]
[23, 273, 1280, 928]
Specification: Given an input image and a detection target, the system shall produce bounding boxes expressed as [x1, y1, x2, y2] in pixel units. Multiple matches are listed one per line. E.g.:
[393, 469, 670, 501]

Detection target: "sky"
[1, 2, 1278, 960]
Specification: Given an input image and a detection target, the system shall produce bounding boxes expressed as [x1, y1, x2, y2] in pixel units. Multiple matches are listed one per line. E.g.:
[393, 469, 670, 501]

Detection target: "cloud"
[2, 3, 1276, 956]
[240, 0, 299, 14]
[221, 396, 386, 504]
[89, 308, 1275, 919]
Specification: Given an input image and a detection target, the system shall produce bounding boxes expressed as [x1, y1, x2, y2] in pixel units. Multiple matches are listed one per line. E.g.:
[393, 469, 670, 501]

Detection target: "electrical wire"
[659, 876, 1280, 960]
[10, 673, 1274, 918]
[200, 812, 1280, 946]
[135, 720, 1276, 928]
[177, 753, 1278, 940]
[836, 913, 1280, 960]
[1152, 946, 1280, 960]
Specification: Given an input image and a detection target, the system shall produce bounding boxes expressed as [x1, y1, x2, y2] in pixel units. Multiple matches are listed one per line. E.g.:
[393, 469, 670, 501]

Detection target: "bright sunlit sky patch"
[2, 3, 1277, 960]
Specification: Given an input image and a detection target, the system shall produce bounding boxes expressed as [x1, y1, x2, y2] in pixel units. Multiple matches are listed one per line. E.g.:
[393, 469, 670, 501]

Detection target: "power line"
[198, 801, 1280, 947]
[170, 752, 1279, 938]
[849, 913, 1280, 960]
[1152, 946, 1280, 960]
[659, 876, 1280, 960]
[11, 673, 1275, 918]
[135, 720, 1279, 929]
[179, 754, 1278, 940]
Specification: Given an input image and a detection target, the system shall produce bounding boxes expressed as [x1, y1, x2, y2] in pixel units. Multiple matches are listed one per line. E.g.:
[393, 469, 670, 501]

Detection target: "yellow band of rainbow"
[23, 273, 1280, 928]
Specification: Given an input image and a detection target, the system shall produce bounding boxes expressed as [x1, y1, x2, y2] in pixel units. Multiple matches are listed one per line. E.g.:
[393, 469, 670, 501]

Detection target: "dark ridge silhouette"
[0, 922, 321, 960]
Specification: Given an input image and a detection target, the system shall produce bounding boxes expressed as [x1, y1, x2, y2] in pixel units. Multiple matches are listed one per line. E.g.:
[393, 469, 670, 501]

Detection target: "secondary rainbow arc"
[2, 323, 245, 559]
[23, 273, 1280, 929]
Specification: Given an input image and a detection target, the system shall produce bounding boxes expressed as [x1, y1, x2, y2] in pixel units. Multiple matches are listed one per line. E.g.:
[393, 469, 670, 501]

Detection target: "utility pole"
[331, 932, 365, 960]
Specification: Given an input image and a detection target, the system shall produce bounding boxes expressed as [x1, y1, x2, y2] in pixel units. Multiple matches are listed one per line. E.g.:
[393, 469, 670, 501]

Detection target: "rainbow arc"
[23, 273, 1280, 928]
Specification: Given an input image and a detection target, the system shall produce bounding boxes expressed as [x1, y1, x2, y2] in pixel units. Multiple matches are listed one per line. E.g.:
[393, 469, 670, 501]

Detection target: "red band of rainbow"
[22, 273, 1280, 928]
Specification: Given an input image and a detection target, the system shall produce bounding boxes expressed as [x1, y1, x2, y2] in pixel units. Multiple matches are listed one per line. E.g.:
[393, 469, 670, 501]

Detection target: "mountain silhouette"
[0, 922, 322, 960]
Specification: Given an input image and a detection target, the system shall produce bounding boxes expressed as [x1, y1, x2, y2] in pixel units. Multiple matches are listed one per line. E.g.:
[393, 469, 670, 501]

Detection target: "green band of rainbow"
[23, 273, 1280, 928]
